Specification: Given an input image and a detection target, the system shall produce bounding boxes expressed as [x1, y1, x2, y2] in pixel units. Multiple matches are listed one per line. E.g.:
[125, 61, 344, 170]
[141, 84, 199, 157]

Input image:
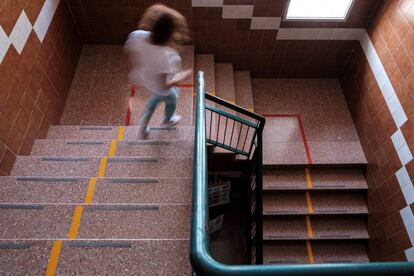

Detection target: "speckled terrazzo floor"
[252, 79, 367, 165]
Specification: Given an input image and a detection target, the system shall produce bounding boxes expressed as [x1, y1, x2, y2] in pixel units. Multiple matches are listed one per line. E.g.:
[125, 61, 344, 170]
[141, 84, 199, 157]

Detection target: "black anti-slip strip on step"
[267, 211, 299, 214]
[67, 241, 132, 248]
[0, 242, 31, 249]
[80, 127, 113, 130]
[125, 141, 170, 145]
[313, 185, 346, 188]
[149, 127, 177, 130]
[319, 235, 351, 238]
[16, 177, 80, 183]
[267, 235, 302, 239]
[109, 178, 158, 184]
[0, 204, 44, 209]
[86, 205, 160, 211]
[66, 141, 104, 145]
[41, 157, 88, 162]
[107, 158, 158, 163]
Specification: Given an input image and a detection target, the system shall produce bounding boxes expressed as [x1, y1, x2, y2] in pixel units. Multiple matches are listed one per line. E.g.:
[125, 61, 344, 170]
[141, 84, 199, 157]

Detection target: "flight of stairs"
[196, 53, 370, 264]
[0, 125, 193, 274]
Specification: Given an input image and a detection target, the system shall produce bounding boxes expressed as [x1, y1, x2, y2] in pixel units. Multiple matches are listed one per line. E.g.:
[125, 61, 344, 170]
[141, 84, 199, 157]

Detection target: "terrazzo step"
[0, 204, 190, 239]
[76, 204, 190, 239]
[263, 167, 368, 191]
[264, 240, 369, 264]
[234, 71, 254, 111]
[46, 126, 194, 141]
[215, 63, 235, 103]
[0, 239, 190, 275]
[0, 177, 192, 204]
[263, 216, 369, 240]
[263, 191, 368, 215]
[32, 140, 194, 158]
[11, 157, 193, 178]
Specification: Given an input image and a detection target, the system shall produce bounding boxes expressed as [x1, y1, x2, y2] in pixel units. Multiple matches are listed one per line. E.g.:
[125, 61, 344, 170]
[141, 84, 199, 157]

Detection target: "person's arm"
[165, 69, 193, 87]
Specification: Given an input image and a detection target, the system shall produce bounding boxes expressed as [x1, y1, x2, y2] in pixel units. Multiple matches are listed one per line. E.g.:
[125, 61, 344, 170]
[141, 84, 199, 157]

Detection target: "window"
[285, 0, 354, 21]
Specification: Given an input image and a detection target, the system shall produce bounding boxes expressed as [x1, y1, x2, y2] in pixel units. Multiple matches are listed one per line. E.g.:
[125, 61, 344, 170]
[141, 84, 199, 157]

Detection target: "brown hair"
[138, 4, 190, 47]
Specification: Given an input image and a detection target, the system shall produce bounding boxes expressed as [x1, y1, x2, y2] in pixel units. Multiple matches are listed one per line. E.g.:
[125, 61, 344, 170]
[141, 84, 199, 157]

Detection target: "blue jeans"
[140, 87, 179, 127]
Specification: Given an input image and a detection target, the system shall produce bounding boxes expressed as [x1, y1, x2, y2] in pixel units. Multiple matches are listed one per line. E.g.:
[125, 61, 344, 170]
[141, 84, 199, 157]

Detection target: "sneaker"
[137, 127, 150, 139]
[162, 114, 182, 126]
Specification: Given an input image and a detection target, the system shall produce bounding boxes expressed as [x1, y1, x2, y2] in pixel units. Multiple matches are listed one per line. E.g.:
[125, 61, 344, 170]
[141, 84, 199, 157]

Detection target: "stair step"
[263, 216, 369, 240]
[0, 239, 190, 275]
[77, 204, 190, 239]
[46, 126, 194, 141]
[0, 177, 192, 204]
[264, 167, 368, 191]
[215, 63, 235, 103]
[32, 140, 194, 158]
[11, 157, 193, 178]
[264, 240, 369, 264]
[234, 71, 254, 111]
[0, 204, 73, 239]
[263, 191, 368, 215]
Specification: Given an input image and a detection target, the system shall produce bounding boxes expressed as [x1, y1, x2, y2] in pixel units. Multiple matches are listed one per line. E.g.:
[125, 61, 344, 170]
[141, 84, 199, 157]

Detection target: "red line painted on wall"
[125, 86, 138, 126]
[262, 114, 313, 165]
[177, 84, 193, 88]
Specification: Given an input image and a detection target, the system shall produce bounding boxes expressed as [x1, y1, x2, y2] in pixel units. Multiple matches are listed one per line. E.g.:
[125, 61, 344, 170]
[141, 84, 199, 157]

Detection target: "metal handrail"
[190, 71, 414, 275]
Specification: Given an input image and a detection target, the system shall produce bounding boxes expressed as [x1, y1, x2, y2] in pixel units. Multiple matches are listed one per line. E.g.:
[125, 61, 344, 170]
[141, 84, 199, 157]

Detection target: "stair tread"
[263, 191, 368, 215]
[32, 139, 194, 158]
[46, 126, 194, 140]
[264, 167, 368, 190]
[11, 156, 193, 178]
[234, 71, 254, 110]
[215, 63, 235, 103]
[0, 177, 192, 204]
[264, 240, 369, 264]
[0, 239, 190, 275]
[263, 216, 369, 240]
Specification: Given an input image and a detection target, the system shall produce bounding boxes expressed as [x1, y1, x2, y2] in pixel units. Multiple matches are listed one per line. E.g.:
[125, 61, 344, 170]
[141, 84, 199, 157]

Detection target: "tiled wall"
[66, 0, 380, 78]
[340, 0, 414, 261]
[0, 0, 82, 175]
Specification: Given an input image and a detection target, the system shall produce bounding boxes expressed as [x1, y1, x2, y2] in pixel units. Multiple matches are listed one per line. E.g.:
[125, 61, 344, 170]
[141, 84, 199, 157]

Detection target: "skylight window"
[285, 0, 354, 21]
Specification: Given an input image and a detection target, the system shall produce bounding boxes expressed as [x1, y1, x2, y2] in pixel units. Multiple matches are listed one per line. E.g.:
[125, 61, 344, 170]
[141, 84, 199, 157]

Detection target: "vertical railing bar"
[230, 120, 235, 148]
[247, 127, 259, 160]
[242, 125, 250, 153]
[216, 113, 221, 142]
[223, 117, 228, 145]
[236, 122, 243, 151]
[255, 126, 264, 264]
[209, 109, 213, 140]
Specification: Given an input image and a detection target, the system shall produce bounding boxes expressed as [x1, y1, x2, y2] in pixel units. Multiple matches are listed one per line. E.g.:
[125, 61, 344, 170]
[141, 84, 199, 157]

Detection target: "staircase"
[196, 53, 370, 264]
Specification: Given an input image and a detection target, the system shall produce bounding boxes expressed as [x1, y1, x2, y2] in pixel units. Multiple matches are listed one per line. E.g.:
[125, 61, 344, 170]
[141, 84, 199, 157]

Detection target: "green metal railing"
[191, 71, 414, 275]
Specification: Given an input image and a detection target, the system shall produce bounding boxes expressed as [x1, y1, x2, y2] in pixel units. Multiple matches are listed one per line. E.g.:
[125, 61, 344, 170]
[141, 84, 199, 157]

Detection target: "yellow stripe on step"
[108, 140, 117, 157]
[306, 241, 315, 264]
[117, 127, 125, 141]
[306, 216, 313, 239]
[45, 240, 62, 276]
[306, 192, 314, 214]
[98, 157, 107, 177]
[84, 177, 97, 204]
[247, 107, 254, 112]
[68, 206, 83, 240]
[305, 168, 313, 189]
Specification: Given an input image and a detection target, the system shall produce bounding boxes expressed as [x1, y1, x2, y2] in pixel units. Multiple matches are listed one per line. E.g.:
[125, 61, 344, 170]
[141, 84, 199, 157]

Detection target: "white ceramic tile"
[222, 5, 254, 19]
[392, 129, 407, 151]
[401, 206, 414, 227]
[407, 224, 414, 246]
[380, 79, 396, 101]
[9, 11, 32, 54]
[250, 17, 281, 30]
[397, 143, 413, 166]
[0, 26, 11, 64]
[192, 0, 223, 7]
[392, 105, 408, 128]
[396, 166, 412, 189]
[402, 183, 414, 205]
[34, 0, 60, 42]
[406, 246, 414, 261]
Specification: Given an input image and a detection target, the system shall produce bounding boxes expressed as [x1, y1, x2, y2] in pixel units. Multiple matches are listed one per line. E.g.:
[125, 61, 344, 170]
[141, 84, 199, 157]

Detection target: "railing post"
[255, 126, 264, 264]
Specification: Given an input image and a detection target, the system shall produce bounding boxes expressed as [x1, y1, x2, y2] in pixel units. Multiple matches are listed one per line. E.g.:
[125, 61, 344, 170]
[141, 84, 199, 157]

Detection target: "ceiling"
[67, 0, 382, 78]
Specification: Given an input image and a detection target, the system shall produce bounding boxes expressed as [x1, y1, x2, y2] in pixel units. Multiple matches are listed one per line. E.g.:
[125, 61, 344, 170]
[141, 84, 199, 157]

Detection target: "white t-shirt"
[124, 30, 182, 95]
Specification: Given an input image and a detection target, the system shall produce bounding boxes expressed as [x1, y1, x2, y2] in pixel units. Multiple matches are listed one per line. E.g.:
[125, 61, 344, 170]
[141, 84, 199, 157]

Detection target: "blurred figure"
[124, 4, 192, 139]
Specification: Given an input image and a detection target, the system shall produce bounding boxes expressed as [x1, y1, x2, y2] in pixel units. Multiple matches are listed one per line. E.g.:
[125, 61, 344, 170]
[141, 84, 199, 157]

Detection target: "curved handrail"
[190, 71, 414, 275]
